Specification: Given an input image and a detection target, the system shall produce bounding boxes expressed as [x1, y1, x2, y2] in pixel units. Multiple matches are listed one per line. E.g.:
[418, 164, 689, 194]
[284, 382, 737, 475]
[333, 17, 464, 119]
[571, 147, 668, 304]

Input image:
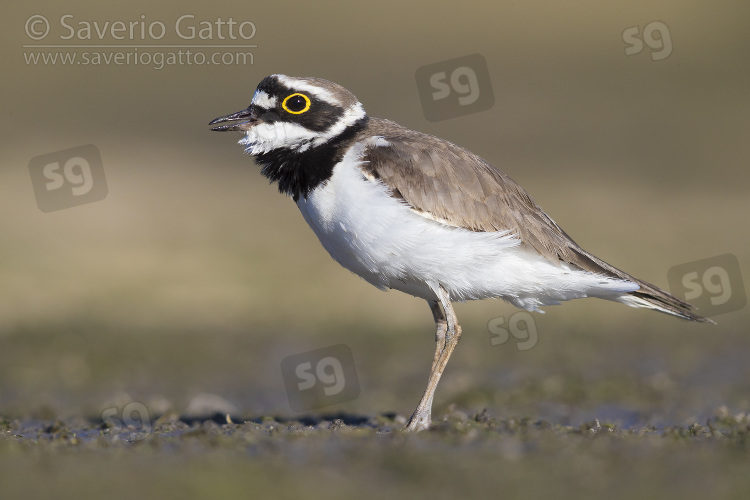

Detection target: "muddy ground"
[2, 320, 749, 499]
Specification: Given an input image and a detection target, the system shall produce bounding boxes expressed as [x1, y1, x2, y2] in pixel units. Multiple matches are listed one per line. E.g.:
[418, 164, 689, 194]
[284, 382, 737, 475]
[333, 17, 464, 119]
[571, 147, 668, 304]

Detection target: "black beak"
[208, 106, 258, 131]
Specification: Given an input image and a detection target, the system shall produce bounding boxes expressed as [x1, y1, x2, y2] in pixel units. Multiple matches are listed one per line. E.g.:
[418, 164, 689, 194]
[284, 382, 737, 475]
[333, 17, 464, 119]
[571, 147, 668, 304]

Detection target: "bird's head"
[209, 74, 367, 155]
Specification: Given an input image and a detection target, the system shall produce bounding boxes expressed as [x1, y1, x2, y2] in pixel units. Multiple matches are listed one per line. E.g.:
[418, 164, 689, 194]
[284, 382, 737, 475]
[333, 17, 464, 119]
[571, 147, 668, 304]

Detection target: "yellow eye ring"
[282, 93, 311, 114]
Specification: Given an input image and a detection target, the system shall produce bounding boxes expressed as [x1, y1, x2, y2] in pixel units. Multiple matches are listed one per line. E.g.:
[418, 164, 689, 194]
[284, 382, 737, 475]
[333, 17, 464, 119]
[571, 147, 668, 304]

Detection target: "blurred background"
[1, 0, 749, 427]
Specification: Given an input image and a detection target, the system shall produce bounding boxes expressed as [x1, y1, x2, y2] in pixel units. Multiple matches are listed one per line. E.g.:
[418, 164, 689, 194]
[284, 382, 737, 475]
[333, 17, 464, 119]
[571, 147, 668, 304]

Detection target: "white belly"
[296, 140, 637, 311]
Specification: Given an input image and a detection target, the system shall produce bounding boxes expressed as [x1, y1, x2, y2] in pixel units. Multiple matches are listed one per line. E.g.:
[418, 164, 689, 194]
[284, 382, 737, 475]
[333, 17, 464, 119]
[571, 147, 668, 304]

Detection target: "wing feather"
[357, 118, 711, 322]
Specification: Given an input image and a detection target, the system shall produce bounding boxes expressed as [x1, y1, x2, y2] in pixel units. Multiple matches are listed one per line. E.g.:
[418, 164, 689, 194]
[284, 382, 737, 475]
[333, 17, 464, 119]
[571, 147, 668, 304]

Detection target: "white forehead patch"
[251, 89, 277, 109]
[274, 74, 341, 106]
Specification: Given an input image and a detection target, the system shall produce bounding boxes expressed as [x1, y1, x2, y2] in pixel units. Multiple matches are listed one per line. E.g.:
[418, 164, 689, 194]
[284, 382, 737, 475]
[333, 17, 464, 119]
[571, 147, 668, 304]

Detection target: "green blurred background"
[1, 0, 749, 431]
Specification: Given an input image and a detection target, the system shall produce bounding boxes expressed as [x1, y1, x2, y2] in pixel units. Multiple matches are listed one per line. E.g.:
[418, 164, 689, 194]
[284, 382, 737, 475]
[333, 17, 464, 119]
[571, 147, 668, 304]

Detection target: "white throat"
[239, 102, 366, 155]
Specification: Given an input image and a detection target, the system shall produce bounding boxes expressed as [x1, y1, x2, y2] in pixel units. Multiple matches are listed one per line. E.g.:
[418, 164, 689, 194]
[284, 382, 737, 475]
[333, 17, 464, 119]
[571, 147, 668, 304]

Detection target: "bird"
[209, 74, 713, 431]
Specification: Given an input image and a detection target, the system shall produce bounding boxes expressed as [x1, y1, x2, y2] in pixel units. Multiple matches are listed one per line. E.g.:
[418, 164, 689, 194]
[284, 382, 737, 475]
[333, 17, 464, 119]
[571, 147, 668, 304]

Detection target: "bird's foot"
[404, 410, 431, 432]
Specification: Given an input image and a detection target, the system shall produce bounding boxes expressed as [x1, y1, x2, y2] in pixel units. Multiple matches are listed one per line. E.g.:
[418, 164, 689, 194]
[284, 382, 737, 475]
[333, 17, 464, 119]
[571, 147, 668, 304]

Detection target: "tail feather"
[615, 290, 715, 324]
[569, 246, 715, 324]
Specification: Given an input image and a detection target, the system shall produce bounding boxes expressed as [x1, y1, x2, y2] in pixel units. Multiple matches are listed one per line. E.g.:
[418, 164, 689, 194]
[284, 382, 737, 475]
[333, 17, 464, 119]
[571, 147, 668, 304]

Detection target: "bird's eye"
[282, 93, 311, 114]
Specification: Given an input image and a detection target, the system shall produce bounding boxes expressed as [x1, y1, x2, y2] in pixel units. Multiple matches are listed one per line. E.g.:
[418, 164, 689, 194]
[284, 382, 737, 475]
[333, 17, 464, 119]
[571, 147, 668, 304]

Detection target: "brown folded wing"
[359, 118, 709, 322]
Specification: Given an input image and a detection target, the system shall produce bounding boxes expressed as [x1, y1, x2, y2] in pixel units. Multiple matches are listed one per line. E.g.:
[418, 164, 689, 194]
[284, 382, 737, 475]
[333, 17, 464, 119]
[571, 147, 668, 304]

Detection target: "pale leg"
[428, 300, 447, 372]
[405, 285, 462, 431]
